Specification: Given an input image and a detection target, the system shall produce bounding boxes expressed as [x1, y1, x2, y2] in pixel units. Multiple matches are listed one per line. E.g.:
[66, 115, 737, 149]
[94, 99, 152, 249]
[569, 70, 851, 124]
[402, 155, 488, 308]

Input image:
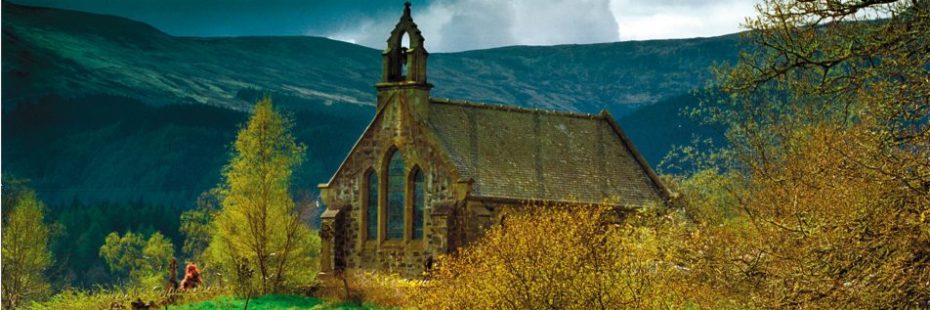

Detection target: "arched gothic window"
[412, 167, 425, 240]
[365, 170, 378, 241]
[386, 150, 405, 240]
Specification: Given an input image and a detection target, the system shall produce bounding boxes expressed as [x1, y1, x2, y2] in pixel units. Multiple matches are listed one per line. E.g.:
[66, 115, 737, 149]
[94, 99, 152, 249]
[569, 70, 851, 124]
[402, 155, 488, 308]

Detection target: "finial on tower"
[379, 1, 429, 85]
[402, 1, 413, 22]
[375, 0, 432, 113]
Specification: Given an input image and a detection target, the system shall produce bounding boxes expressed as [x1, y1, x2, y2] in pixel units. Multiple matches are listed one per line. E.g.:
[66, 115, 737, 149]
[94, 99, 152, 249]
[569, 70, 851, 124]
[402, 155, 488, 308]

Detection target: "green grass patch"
[173, 294, 381, 310]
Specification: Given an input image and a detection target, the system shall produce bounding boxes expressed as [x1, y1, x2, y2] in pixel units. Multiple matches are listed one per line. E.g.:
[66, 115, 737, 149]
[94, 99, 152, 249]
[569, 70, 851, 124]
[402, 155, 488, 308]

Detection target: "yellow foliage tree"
[336, 1, 926, 308]
[415, 203, 703, 309]
[678, 0, 930, 307]
[1, 189, 53, 309]
[205, 97, 320, 295]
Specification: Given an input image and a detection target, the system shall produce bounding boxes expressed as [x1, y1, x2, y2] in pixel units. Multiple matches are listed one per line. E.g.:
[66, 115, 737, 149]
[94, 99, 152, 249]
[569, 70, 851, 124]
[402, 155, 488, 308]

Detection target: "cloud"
[609, 0, 758, 41]
[325, 0, 759, 52]
[15, 0, 761, 48]
[326, 0, 619, 52]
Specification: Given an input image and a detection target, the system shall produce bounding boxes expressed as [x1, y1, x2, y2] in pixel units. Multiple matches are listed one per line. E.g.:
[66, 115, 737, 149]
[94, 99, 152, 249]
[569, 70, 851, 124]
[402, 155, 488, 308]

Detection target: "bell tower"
[376, 2, 432, 116]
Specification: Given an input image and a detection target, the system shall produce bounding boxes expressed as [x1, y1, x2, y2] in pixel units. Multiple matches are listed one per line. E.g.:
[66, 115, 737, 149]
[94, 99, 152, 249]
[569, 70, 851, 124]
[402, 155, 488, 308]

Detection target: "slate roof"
[426, 99, 668, 206]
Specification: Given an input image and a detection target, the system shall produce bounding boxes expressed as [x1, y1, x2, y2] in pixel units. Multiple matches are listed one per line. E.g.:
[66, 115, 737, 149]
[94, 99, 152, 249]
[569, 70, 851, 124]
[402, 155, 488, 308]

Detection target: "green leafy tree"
[205, 97, 320, 295]
[1, 189, 53, 309]
[49, 199, 183, 288]
[99, 231, 175, 288]
[180, 189, 222, 262]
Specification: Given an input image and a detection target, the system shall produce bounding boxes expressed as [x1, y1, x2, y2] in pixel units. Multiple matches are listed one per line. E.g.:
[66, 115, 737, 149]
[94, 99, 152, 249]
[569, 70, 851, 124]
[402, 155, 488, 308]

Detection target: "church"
[317, 2, 670, 278]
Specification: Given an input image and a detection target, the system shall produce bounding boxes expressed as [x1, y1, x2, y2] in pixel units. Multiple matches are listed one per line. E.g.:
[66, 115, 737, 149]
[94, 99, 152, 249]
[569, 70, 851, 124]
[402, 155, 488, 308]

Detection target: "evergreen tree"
[205, 97, 320, 295]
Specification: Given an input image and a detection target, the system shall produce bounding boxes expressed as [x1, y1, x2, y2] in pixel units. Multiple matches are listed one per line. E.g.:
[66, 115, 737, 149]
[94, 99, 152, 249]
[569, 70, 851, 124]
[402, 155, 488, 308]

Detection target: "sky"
[12, 0, 760, 52]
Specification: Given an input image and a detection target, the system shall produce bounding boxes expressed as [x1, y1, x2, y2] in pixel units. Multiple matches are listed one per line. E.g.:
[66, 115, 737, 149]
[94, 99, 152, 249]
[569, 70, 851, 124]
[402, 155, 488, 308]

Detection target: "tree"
[180, 189, 222, 262]
[416, 202, 694, 309]
[99, 231, 175, 288]
[205, 97, 320, 295]
[2, 190, 53, 309]
[682, 0, 930, 307]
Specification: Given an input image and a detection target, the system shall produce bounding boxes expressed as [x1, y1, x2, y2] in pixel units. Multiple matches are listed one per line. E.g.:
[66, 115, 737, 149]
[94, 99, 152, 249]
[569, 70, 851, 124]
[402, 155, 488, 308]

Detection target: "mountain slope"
[2, 2, 739, 113]
[2, 94, 372, 205]
[2, 2, 379, 110]
[431, 36, 738, 113]
[620, 92, 727, 171]
[2, 2, 732, 205]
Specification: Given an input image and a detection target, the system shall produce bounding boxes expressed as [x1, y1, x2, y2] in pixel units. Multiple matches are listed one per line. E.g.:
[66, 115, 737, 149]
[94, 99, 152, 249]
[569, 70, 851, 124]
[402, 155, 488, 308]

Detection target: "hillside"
[2, 2, 738, 112]
[2, 2, 732, 205]
[2, 94, 372, 205]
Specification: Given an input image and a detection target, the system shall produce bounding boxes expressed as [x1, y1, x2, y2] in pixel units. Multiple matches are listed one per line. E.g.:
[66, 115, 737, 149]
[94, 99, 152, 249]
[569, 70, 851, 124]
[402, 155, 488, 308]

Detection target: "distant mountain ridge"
[2, 1, 739, 113]
[2, 2, 732, 205]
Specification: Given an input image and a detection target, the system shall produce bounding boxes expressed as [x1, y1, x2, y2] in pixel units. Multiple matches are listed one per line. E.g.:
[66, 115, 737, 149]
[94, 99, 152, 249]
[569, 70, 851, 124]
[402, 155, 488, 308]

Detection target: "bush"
[316, 271, 420, 308]
[414, 202, 698, 309]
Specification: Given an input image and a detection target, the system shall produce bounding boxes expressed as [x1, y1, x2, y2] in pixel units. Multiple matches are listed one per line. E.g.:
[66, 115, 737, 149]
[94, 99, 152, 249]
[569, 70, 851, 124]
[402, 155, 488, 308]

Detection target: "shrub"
[316, 271, 420, 308]
[414, 202, 698, 309]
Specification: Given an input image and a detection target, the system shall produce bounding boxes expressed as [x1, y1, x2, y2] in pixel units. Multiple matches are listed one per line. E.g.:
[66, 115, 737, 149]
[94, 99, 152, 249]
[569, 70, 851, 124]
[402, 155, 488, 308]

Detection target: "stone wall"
[458, 200, 524, 247]
[320, 88, 463, 278]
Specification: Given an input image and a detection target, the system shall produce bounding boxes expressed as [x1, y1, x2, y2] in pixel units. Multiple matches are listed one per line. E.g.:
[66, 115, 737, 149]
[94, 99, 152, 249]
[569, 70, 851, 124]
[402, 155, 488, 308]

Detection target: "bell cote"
[376, 2, 432, 113]
[381, 2, 429, 85]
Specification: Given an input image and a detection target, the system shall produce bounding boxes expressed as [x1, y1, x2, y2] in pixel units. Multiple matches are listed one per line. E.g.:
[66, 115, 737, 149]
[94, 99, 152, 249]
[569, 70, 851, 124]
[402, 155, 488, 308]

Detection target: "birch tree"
[206, 97, 319, 295]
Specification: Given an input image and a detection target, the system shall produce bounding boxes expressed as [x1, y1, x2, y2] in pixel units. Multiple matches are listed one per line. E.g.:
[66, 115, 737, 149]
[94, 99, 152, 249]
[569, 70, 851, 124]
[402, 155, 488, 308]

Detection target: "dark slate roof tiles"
[426, 98, 665, 206]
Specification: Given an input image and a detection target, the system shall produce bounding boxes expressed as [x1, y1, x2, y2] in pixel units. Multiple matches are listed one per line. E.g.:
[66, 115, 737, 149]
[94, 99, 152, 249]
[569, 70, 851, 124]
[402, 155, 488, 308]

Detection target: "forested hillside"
[2, 1, 735, 205]
[2, 94, 371, 206]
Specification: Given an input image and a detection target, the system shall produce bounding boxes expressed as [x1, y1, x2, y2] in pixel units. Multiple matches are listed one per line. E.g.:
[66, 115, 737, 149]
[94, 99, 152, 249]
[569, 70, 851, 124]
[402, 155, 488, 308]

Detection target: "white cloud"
[325, 0, 760, 52]
[325, 0, 618, 52]
[609, 0, 758, 41]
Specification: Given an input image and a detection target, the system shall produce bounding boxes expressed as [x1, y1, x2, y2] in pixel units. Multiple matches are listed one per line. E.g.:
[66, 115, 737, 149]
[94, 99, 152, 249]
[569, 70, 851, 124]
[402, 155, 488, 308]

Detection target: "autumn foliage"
[1, 187, 53, 309]
[409, 0, 929, 308]
[415, 203, 698, 309]
[204, 97, 320, 296]
[677, 0, 930, 307]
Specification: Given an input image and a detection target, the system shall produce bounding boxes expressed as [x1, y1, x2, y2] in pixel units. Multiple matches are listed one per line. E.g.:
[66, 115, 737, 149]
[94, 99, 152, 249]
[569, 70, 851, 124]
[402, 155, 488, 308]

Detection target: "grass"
[28, 286, 225, 310]
[172, 294, 383, 310]
[25, 272, 409, 309]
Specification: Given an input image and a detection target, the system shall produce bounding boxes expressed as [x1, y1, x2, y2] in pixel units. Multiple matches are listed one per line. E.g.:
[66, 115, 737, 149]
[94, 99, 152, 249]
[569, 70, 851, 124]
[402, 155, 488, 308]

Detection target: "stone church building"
[318, 2, 670, 278]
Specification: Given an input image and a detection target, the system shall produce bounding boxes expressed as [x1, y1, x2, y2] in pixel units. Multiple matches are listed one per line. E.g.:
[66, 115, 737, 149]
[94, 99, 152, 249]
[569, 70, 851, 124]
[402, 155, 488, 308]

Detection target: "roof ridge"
[429, 97, 603, 120]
